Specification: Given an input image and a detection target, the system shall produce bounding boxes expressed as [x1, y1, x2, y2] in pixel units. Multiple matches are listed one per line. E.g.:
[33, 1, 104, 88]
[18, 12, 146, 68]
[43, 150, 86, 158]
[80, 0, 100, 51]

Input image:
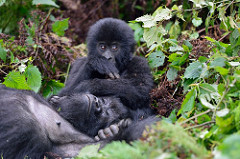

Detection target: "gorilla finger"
[113, 72, 120, 79]
[98, 129, 107, 139]
[109, 124, 119, 135]
[103, 128, 114, 137]
[49, 95, 60, 103]
[123, 118, 132, 127]
[94, 136, 100, 141]
[117, 119, 125, 127]
[109, 73, 115, 79]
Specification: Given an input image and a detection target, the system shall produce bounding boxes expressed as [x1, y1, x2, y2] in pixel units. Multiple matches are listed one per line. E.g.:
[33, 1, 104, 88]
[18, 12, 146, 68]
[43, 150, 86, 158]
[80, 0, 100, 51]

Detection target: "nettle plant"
[131, 0, 240, 151]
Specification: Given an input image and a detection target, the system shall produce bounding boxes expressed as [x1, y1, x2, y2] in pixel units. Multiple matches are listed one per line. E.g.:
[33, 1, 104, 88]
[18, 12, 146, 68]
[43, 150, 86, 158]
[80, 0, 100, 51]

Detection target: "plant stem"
[179, 109, 212, 125]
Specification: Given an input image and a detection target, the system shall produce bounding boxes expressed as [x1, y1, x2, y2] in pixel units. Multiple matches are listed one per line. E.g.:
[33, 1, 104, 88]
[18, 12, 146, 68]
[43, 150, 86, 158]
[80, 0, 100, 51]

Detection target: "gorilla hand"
[88, 57, 120, 79]
[94, 118, 132, 141]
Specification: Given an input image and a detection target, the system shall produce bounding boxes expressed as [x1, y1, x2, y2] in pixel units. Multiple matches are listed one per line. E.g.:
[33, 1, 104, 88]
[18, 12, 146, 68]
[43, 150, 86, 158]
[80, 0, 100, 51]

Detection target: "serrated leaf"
[192, 17, 203, 27]
[210, 57, 226, 67]
[32, 0, 59, 8]
[178, 88, 197, 115]
[148, 50, 165, 68]
[52, 18, 69, 36]
[24, 65, 42, 93]
[0, 45, 7, 62]
[135, 15, 155, 28]
[153, 8, 172, 21]
[184, 61, 203, 79]
[167, 67, 178, 81]
[143, 26, 165, 47]
[3, 71, 31, 90]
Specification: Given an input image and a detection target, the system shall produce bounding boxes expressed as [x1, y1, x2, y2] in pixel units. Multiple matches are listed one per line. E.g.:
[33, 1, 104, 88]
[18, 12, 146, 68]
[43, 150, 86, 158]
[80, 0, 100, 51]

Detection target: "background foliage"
[0, 0, 240, 158]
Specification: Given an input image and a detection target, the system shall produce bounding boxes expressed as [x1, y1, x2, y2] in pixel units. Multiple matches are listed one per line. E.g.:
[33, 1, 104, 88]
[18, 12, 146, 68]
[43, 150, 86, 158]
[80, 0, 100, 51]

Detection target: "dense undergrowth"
[0, 0, 240, 158]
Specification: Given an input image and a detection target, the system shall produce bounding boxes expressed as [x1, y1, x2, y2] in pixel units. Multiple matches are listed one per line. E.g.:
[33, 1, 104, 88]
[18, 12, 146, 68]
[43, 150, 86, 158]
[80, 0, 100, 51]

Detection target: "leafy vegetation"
[1, 0, 240, 158]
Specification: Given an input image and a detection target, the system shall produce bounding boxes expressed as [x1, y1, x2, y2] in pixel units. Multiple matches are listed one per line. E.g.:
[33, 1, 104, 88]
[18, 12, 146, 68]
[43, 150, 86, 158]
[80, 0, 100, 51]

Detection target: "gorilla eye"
[111, 44, 118, 51]
[94, 96, 102, 113]
[99, 44, 106, 50]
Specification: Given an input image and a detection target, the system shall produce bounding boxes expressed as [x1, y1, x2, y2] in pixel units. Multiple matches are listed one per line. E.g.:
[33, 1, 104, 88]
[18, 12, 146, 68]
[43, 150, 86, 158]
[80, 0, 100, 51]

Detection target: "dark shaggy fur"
[58, 18, 154, 110]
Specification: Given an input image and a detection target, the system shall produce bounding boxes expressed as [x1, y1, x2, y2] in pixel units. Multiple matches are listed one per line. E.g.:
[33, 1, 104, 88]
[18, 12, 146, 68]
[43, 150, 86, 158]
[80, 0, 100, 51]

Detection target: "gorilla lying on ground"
[58, 18, 154, 110]
[0, 86, 158, 159]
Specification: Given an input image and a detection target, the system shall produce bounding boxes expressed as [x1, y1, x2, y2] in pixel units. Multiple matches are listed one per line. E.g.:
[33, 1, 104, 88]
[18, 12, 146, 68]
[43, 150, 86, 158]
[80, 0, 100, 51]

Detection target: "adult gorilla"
[0, 86, 157, 159]
[58, 18, 154, 110]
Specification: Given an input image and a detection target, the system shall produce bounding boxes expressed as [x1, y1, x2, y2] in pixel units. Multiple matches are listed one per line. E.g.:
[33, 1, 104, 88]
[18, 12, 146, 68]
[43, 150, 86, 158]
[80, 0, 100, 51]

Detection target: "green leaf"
[0, 0, 6, 7]
[153, 7, 172, 21]
[192, 17, 203, 27]
[24, 64, 42, 93]
[167, 67, 178, 81]
[169, 21, 181, 39]
[77, 144, 102, 158]
[135, 14, 155, 28]
[215, 66, 229, 76]
[198, 56, 208, 63]
[189, 32, 199, 39]
[32, 0, 59, 8]
[217, 134, 240, 158]
[0, 45, 7, 62]
[189, 0, 207, 8]
[148, 50, 165, 68]
[210, 57, 226, 67]
[42, 80, 64, 98]
[234, 104, 240, 130]
[52, 18, 69, 36]
[3, 71, 31, 90]
[178, 88, 197, 115]
[143, 26, 166, 47]
[169, 45, 183, 52]
[184, 61, 203, 79]
[183, 40, 193, 51]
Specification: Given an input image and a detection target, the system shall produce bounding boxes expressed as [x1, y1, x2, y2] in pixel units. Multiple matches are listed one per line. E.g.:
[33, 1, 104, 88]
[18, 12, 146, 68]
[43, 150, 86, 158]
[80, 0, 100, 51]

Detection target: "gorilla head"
[53, 94, 131, 137]
[87, 18, 136, 72]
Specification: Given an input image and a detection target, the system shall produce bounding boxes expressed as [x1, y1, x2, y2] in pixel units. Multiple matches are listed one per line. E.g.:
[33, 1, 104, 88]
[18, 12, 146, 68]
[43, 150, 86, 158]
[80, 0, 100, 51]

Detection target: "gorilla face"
[54, 93, 130, 137]
[97, 42, 120, 64]
[87, 18, 136, 72]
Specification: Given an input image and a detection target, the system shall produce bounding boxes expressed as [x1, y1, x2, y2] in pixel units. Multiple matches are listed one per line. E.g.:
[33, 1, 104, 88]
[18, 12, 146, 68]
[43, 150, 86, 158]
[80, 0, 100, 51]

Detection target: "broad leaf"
[178, 88, 197, 115]
[25, 64, 42, 93]
[3, 71, 31, 90]
[167, 67, 178, 81]
[184, 61, 203, 79]
[148, 50, 165, 68]
[52, 18, 69, 36]
[0, 45, 7, 62]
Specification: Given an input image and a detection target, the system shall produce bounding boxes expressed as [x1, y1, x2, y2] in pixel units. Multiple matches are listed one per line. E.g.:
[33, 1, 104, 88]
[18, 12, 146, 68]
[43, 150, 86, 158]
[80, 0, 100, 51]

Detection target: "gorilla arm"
[72, 56, 153, 109]
[59, 56, 119, 96]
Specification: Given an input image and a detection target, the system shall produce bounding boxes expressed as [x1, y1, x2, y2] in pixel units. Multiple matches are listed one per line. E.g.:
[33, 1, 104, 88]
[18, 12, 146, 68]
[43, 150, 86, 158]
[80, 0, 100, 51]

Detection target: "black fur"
[0, 86, 157, 158]
[58, 18, 154, 110]
[0, 86, 94, 159]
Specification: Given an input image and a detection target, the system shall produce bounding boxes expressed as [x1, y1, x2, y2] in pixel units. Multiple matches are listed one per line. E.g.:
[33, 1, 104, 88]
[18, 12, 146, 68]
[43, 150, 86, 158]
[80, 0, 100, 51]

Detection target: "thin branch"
[185, 121, 215, 130]
[179, 109, 212, 125]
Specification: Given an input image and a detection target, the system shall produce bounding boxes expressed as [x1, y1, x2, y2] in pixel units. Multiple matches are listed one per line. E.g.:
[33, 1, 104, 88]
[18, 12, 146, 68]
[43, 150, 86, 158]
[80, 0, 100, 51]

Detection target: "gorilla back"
[0, 86, 93, 159]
